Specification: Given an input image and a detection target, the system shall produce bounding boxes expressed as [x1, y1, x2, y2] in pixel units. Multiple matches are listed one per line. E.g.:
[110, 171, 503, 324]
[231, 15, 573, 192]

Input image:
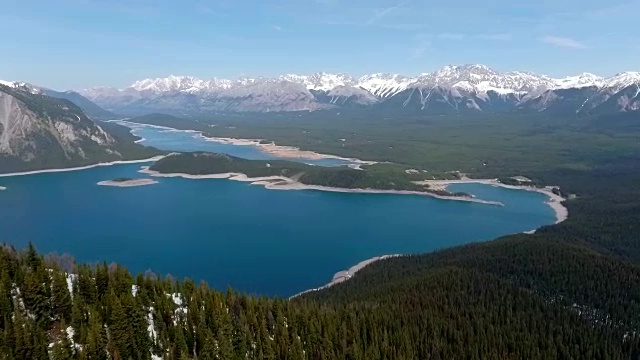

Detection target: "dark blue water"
[120, 121, 355, 167]
[0, 164, 555, 296]
[0, 124, 556, 296]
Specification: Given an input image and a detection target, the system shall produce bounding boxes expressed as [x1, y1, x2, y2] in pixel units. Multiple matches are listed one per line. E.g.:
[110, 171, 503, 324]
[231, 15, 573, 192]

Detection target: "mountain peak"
[554, 73, 604, 89]
[605, 72, 640, 91]
[0, 80, 42, 95]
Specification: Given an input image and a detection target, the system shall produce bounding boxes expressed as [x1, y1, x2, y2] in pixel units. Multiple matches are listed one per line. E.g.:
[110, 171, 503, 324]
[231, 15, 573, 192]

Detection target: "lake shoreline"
[291, 177, 568, 297]
[116, 120, 376, 168]
[138, 166, 504, 206]
[417, 178, 568, 224]
[0, 156, 166, 178]
[290, 254, 403, 299]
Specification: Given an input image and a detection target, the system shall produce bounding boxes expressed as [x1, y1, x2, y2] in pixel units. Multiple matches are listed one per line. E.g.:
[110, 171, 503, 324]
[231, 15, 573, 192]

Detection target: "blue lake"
[0, 124, 557, 296]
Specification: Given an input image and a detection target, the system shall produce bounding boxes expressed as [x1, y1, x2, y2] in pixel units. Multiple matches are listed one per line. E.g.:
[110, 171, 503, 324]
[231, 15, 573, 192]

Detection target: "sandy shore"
[139, 167, 504, 206]
[116, 120, 376, 167]
[416, 178, 568, 224]
[97, 178, 158, 187]
[290, 254, 402, 299]
[0, 156, 166, 178]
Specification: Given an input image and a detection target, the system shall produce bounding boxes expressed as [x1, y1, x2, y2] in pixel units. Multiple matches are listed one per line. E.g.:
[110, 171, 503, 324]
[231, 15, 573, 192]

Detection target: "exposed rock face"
[0, 84, 117, 165]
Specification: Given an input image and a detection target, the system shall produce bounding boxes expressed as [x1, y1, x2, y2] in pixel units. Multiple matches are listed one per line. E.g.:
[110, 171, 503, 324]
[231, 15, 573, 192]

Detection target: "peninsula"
[143, 152, 502, 205]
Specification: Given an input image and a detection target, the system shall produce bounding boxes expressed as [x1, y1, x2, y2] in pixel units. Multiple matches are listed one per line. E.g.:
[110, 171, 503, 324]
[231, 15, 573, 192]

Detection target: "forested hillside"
[2, 240, 639, 360]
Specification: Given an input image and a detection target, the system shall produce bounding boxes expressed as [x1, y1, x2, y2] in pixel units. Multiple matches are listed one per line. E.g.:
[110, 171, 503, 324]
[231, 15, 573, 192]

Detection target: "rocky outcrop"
[0, 84, 118, 165]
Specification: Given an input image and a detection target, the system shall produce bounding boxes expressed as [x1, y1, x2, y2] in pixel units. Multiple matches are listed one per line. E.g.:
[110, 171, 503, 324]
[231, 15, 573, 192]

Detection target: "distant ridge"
[14, 64, 640, 116]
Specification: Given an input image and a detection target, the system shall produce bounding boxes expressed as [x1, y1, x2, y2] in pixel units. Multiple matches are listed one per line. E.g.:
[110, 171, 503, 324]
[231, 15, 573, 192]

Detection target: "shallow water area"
[119, 121, 356, 167]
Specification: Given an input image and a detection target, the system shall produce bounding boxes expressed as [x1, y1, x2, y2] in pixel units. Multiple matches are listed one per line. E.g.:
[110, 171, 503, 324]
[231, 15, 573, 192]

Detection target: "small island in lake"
[143, 152, 499, 204]
[97, 177, 158, 187]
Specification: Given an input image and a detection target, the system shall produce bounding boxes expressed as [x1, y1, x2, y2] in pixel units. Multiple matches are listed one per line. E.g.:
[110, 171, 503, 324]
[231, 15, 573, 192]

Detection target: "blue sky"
[0, 0, 638, 90]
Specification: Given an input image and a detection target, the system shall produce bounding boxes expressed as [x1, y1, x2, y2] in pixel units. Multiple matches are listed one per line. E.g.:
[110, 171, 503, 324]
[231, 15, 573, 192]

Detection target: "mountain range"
[78, 64, 640, 116]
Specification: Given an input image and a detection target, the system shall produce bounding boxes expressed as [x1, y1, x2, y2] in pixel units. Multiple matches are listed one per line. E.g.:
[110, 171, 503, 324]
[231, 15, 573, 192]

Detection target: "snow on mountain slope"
[602, 72, 640, 92]
[86, 65, 640, 99]
[305, 73, 355, 91]
[555, 73, 603, 89]
[356, 73, 415, 98]
[417, 65, 556, 94]
[0, 80, 42, 94]
[279, 73, 356, 91]
[131, 75, 235, 93]
[325, 85, 379, 105]
[79, 64, 640, 114]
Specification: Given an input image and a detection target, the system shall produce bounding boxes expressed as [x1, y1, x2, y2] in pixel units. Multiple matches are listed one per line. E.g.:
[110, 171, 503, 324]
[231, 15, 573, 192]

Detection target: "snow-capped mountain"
[554, 73, 604, 89]
[416, 65, 556, 94]
[601, 72, 640, 93]
[357, 73, 415, 98]
[279, 73, 356, 91]
[0, 80, 114, 119]
[0, 80, 43, 95]
[80, 65, 640, 115]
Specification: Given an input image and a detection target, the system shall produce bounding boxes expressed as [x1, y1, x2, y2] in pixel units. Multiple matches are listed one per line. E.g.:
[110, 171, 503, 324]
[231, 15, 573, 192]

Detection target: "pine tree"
[51, 321, 75, 360]
[129, 296, 152, 360]
[174, 325, 189, 359]
[22, 267, 51, 324]
[0, 282, 12, 328]
[26, 242, 41, 271]
[77, 266, 97, 305]
[197, 328, 217, 360]
[216, 307, 234, 360]
[96, 263, 109, 301]
[71, 293, 87, 342]
[31, 324, 50, 360]
[109, 295, 131, 359]
[289, 331, 305, 360]
[12, 313, 27, 360]
[52, 271, 73, 323]
[85, 310, 108, 360]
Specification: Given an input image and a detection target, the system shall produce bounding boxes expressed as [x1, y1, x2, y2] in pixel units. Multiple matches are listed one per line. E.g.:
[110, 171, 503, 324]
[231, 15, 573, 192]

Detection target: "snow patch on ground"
[171, 293, 182, 306]
[66, 274, 76, 297]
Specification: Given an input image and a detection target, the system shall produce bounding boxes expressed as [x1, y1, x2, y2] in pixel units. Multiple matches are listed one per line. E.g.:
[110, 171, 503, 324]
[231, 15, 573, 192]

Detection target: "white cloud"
[377, 23, 426, 31]
[366, 1, 406, 25]
[272, 25, 283, 31]
[437, 33, 465, 40]
[197, 5, 228, 17]
[414, 33, 512, 41]
[541, 36, 588, 49]
[477, 33, 512, 41]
